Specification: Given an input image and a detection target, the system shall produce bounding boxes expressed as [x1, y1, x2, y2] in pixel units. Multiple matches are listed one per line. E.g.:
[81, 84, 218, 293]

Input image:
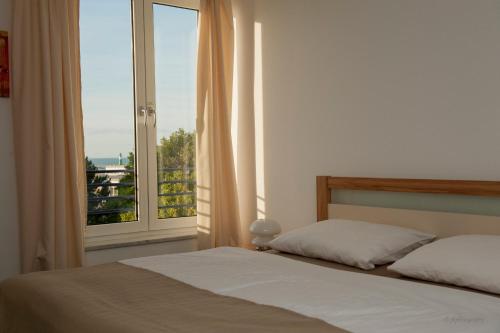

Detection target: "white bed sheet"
[122, 247, 500, 333]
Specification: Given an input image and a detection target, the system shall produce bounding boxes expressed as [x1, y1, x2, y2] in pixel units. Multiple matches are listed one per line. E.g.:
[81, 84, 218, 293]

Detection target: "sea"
[90, 157, 129, 168]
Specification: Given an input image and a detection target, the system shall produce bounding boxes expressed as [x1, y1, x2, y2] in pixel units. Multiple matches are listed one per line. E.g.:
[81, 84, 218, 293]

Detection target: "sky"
[80, 0, 197, 158]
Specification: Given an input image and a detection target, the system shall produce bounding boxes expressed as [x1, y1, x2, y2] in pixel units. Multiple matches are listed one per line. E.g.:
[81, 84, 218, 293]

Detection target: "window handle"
[138, 106, 147, 126]
[147, 104, 156, 128]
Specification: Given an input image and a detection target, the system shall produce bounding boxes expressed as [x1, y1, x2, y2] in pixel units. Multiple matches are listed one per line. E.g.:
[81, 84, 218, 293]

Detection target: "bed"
[2, 176, 500, 333]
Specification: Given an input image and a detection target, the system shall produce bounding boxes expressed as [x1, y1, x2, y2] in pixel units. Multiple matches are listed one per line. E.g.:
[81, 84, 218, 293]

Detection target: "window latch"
[147, 104, 156, 128]
[138, 106, 147, 126]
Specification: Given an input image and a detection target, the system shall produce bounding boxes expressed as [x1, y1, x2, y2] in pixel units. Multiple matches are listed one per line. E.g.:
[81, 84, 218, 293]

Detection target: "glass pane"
[153, 4, 197, 220]
[80, 0, 137, 225]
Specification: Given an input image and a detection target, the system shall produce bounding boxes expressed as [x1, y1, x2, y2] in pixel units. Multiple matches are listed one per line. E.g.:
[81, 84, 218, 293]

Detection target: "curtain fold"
[197, 0, 241, 249]
[12, 0, 86, 272]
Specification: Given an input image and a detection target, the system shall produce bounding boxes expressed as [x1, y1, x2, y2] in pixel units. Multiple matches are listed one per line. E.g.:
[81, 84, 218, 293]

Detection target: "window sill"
[85, 226, 197, 251]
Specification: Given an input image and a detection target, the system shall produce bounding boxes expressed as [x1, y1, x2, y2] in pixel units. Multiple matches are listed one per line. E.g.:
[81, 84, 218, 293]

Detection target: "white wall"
[253, 0, 500, 232]
[0, 0, 20, 281]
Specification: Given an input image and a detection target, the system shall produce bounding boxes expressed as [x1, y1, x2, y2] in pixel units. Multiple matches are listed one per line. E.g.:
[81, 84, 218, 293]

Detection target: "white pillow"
[269, 219, 435, 270]
[388, 235, 500, 294]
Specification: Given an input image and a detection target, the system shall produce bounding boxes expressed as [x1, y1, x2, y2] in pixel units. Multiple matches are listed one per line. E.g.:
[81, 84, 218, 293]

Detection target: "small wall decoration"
[0, 31, 9, 98]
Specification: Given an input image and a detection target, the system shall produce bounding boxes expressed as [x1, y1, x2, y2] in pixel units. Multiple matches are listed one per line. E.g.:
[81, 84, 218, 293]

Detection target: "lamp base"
[251, 236, 274, 251]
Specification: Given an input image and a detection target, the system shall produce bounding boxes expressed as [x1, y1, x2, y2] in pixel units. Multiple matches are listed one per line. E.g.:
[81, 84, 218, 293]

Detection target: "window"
[81, 0, 199, 238]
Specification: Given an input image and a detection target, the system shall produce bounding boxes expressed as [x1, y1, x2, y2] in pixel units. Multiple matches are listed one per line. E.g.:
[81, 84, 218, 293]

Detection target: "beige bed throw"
[0, 263, 349, 333]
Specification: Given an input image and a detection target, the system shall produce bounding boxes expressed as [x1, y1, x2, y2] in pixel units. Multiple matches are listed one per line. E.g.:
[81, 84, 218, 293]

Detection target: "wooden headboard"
[317, 176, 500, 222]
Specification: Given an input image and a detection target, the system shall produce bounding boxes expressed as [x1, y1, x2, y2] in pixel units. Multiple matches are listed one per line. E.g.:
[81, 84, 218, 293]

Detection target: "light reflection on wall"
[254, 22, 265, 219]
[231, 17, 239, 170]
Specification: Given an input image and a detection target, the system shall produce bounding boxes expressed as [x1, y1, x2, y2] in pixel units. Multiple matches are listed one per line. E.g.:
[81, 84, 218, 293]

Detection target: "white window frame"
[85, 0, 199, 244]
[144, 0, 199, 231]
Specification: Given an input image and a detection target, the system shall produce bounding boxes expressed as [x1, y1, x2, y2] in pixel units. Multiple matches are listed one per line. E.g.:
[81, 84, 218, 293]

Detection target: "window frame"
[84, 0, 199, 242]
[144, 0, 199, 232]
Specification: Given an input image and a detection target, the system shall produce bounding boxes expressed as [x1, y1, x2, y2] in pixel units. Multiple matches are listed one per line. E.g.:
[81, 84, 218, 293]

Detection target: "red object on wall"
[0, 31, 9, 98]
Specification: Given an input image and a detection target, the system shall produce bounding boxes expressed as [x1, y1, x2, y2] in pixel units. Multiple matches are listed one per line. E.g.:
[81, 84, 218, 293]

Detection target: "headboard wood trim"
[316, 176, 331, 221]
[317, 176, 500, 221]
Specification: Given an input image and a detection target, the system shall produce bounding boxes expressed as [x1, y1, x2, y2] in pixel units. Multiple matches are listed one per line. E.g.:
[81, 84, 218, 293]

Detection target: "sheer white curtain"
[196, 0, 242, 248]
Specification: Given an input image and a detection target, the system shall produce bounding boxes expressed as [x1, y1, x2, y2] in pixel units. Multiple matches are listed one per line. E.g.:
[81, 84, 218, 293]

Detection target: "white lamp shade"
[249, 219, 281, 248]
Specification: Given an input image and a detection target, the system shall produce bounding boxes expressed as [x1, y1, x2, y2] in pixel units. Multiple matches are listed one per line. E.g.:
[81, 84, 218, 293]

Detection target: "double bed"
[2, 176, 500, 333]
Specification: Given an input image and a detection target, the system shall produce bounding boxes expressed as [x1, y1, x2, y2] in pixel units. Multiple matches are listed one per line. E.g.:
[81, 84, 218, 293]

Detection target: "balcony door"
[81, 0, 199, 238]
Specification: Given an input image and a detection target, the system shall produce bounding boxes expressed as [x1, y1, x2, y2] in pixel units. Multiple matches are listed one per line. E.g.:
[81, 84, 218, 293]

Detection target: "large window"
[81, 0, 198, 238]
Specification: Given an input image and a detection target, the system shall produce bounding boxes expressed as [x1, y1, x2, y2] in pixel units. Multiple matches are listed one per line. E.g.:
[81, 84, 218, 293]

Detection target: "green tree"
[86, 156, 136, 225]
[85, 129, 196, 225]
[157, 129, 196, 219]
[86, 157, 112, 225]
[116, 152, 137, 221]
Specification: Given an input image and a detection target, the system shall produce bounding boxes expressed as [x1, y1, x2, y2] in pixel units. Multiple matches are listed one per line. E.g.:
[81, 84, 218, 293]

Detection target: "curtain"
[197, 0, 241, 249]
[12, 0, 86, 272]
